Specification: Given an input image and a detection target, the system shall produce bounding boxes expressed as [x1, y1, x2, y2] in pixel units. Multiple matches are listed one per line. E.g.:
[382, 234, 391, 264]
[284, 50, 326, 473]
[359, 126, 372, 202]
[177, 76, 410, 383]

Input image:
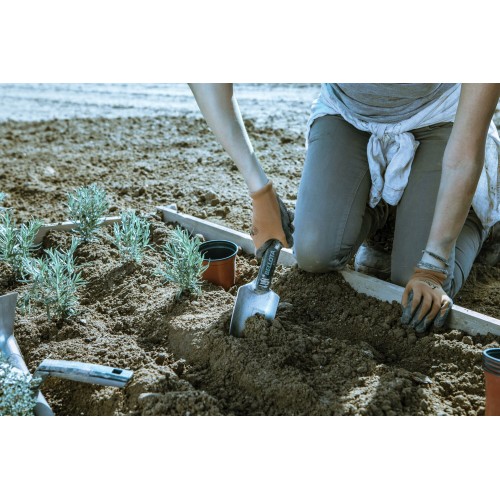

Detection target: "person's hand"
[401, 268, 453, 333]
[250, 181, 294, 259]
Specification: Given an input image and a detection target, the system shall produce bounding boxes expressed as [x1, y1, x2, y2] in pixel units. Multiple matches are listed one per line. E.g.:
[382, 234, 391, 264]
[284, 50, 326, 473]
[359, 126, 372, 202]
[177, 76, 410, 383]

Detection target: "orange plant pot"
[199, 240, 238, 291]
[483, 348, 500, 416]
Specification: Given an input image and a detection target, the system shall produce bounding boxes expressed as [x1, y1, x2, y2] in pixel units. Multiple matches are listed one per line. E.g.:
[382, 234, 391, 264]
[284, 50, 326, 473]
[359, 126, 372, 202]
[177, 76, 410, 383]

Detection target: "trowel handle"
[255, 240, 282, 293]
[34, 359, 133, 388]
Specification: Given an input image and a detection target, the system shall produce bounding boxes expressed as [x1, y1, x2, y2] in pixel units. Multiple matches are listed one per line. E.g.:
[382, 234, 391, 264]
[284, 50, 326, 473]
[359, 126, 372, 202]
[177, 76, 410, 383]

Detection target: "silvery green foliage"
[0, 353, 38, 416]
[0, 209, 42, 278]
[0, 192, 5, 206]
[67, 184, 109, 241]
[156, 227, 208, 298]
[22, 237, 86, 321]
[113, 211, 151, 263]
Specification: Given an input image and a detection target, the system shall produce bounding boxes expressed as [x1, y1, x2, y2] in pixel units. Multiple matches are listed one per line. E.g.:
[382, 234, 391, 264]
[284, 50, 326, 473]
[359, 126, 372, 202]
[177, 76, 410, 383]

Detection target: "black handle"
[255, 240, 282, 293]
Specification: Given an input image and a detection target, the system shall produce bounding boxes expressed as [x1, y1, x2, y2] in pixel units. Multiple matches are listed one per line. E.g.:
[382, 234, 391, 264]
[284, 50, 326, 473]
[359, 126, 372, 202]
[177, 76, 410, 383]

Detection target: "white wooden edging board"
[157, 205, 500, 337]
[34, 217, 121, 245]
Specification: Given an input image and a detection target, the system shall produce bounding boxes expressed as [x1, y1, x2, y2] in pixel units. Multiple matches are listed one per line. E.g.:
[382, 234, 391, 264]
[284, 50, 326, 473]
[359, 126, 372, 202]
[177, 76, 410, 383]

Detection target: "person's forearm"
[425, 161, 483, 260]
[188, 83, 268, 192]
[424, 84, 500, 264]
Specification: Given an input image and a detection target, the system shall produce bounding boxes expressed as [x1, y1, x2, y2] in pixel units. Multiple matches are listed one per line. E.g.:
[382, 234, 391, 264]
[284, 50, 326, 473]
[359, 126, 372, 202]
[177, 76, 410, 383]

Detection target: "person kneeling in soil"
[189, 83, 500, 333]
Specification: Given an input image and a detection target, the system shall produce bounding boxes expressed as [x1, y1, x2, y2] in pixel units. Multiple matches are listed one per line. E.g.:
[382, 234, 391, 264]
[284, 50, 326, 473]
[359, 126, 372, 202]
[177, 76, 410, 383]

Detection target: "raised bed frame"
[33, 216, 121, 245]
[158, 205, 500, 337]
[1, 216, 129, 416]
[3, 206, 498, 417]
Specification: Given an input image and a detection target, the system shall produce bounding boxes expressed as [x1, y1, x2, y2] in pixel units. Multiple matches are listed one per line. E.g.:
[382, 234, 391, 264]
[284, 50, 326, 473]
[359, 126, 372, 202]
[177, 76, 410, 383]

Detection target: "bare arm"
[188, 83, 268, 192]
[402, 84, 500, 331]
[188, 83, 294, 255]
[424, 83, 500, 265]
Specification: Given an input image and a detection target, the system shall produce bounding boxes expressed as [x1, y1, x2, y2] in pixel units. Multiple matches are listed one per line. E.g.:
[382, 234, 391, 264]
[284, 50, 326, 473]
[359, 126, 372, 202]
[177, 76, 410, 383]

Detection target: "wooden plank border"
[158, 205, 500, 337]
[34, 216, 121, 245]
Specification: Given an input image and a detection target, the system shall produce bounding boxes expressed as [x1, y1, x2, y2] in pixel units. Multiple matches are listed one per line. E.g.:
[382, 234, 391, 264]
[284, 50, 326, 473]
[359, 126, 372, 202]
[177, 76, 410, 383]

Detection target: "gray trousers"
[294, 115, 486, 297]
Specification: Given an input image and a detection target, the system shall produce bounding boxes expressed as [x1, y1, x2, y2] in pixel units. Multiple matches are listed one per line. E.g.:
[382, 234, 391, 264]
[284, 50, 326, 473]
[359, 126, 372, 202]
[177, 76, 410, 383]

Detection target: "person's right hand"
[250, 181, 294, 259]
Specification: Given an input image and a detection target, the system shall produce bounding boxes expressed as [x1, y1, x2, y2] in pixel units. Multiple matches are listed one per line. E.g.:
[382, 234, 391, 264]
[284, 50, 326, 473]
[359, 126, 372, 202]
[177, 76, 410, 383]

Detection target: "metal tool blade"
[229, 280, 280, 337]
[229, 240, 282, 337]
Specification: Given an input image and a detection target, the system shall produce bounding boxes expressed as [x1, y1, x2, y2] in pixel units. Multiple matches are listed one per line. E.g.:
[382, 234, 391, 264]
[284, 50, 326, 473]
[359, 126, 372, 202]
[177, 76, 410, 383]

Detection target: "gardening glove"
[401, 268, 453, 334]
[250, 181, 294, 259]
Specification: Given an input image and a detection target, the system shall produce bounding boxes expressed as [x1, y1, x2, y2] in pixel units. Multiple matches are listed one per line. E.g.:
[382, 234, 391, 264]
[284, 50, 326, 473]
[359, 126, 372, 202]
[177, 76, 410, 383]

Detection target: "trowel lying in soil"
[1, 292, 133, 415]
[229, 240, 282, 337]
[33, 359, 133, 388]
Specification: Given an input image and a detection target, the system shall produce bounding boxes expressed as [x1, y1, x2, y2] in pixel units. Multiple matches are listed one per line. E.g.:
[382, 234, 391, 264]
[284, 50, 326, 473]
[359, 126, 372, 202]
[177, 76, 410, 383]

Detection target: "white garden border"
[158, 205, 500, 337]
[3, 215, 131, 416]
[34, 216, 121, 245]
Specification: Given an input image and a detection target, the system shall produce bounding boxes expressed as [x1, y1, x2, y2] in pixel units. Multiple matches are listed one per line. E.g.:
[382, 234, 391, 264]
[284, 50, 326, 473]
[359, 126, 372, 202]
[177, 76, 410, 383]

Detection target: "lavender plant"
[0, 209, 42, 278]
[156, 227, 208, 298]
[22, 237, 86, 321]
[67, 184, 109, 241]
[113, 210, 151, 263]
[0, 353, 39, 416]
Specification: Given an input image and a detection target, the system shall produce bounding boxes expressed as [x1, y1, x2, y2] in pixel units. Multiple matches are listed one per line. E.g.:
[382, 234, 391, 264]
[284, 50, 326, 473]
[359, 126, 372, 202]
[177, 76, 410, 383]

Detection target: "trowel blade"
[229, 280, 280, 337]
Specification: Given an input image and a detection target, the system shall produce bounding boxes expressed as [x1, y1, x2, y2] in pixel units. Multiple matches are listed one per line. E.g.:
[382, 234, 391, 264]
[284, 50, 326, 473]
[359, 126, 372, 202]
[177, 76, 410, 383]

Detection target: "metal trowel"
[229, 240, 282, 337]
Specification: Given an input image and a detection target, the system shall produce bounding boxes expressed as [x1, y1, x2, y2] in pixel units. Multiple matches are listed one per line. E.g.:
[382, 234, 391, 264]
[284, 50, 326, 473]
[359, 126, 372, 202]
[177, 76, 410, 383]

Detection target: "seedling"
[0, 353, 39, 416]
[22, 237, 86, 321]
[0, 209, 42, 278]
[156, 227, 208, 298]
[67, 184, 109, 241]
[113, 210, 151, 263]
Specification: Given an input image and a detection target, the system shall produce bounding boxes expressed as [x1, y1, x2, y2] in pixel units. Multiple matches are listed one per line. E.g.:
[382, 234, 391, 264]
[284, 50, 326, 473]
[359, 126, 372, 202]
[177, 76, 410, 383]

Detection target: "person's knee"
[294, 230, 351, 273]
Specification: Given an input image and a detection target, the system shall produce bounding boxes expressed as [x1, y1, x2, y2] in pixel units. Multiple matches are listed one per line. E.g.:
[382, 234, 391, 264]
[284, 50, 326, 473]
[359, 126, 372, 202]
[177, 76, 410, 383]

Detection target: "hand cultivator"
[0, 292, 133, 416]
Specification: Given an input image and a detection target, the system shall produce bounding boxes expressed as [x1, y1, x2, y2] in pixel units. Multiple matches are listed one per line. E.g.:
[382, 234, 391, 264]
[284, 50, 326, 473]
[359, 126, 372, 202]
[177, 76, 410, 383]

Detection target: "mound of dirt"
[160, 267, 497, 416]
[1, 110, 499, 416]
[4, 219, 495, 416]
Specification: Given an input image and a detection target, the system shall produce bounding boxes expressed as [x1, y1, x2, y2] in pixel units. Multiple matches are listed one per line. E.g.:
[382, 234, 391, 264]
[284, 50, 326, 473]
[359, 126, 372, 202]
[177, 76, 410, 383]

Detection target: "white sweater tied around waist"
[306, 83, 500, 229]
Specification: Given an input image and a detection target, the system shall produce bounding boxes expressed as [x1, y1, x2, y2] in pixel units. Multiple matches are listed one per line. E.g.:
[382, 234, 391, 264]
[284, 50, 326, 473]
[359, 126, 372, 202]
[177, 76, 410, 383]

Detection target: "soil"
[1, 85, 499, 415]
[1, 221, 497, 416]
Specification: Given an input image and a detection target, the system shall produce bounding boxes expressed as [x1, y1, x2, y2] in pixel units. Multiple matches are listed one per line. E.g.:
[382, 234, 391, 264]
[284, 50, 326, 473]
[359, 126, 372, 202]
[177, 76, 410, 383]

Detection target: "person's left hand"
[401, 268, 453, 333]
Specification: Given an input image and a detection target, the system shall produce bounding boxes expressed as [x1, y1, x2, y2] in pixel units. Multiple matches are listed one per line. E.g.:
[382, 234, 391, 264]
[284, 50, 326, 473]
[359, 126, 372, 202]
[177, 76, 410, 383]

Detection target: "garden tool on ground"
[33, 359, 133, 388]
[229, 239, 282, 337]
[1, 292, 134, 415]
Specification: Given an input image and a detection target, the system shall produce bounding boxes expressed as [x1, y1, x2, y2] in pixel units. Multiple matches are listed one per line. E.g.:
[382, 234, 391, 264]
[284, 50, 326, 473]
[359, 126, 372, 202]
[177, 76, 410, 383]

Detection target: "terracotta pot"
[199, 240, 238, 291]
[483, 348, 500, 416]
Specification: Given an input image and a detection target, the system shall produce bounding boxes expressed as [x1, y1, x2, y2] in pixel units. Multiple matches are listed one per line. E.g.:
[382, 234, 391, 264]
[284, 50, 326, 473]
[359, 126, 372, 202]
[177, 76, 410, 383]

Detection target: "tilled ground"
[0, 113, 498, 314]
[2, 221, 497, 416]
[0, 107, 499, 415]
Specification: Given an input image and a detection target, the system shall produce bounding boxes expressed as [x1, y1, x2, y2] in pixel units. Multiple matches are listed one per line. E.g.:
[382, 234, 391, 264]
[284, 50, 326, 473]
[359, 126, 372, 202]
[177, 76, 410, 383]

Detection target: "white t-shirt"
[306, 83, 500, 229]
[329, 83, 456, 122]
